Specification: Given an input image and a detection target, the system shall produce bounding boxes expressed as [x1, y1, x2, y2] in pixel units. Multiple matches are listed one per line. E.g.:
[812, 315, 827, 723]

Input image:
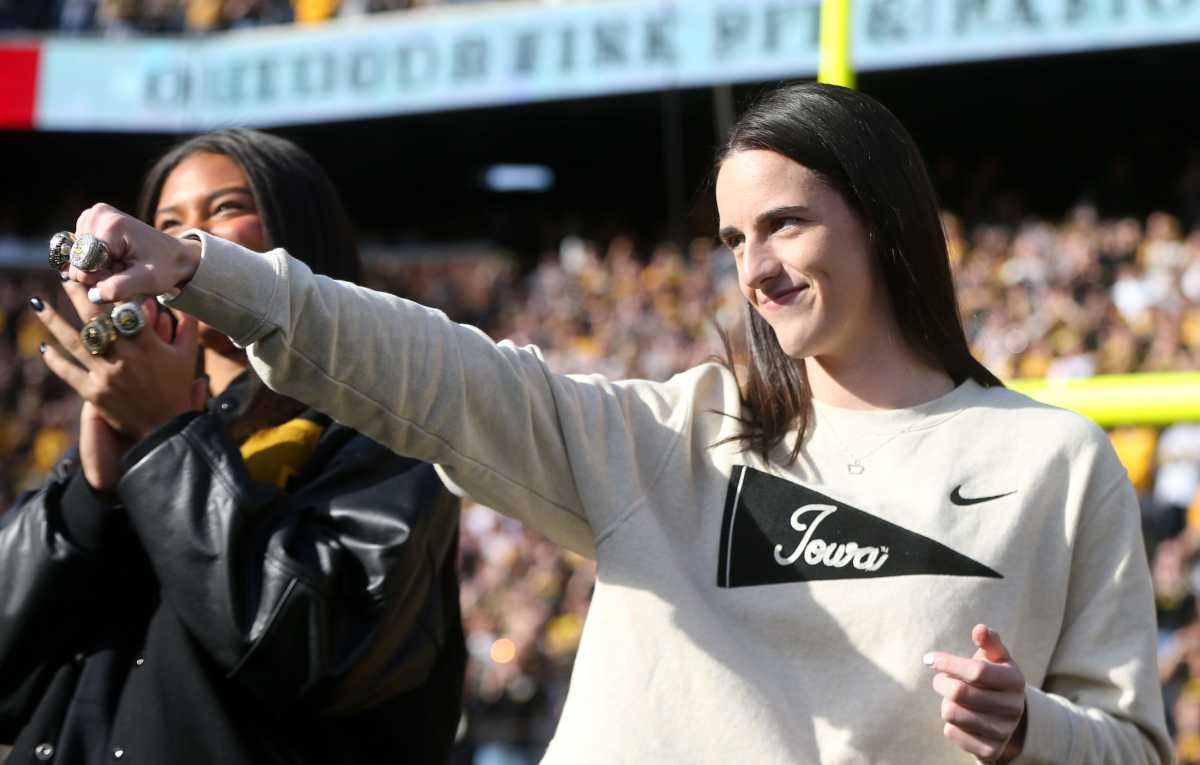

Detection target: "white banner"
[34, 0, 1200, 131]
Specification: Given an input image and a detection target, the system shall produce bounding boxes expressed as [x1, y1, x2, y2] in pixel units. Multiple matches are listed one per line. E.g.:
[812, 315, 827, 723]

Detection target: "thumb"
[88, 272, 147, 305]
[972, 623, 1012, 664]
[189, 377, 209, 411]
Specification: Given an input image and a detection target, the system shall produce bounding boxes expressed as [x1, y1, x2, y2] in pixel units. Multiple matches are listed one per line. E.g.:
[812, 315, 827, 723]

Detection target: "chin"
[765, 321, 819, 360]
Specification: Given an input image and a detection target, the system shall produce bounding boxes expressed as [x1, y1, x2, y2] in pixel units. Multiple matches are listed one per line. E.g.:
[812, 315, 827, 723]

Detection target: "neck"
[804, 338, 956, 411]
[204, 348, 250, 396]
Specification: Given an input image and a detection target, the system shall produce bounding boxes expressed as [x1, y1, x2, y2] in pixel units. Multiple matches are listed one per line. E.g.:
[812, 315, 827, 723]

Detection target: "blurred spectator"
[1, 0, 528, 32]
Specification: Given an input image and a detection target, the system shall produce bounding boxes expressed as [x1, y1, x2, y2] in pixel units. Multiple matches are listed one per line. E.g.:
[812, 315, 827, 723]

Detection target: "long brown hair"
[716, 83, 1001, 465]
[138, 129, 363, 442]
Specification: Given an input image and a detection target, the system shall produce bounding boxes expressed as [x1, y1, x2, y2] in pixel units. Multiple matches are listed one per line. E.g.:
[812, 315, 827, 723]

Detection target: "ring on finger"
[70, 233, 111, 272]
[48, 231, 75, 271]
[111, 301, 145, 337]
[79, 314, 117, 356]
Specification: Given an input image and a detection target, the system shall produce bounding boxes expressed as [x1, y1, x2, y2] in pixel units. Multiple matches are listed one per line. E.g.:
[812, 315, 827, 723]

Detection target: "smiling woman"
[2, 129, 465, 765]
[63, 85, 1169, 764]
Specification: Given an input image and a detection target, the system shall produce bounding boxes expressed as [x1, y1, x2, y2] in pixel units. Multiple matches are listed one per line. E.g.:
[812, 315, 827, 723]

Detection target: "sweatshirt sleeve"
[1015, 443, 1171, 765]
[165, 232, 696, 555]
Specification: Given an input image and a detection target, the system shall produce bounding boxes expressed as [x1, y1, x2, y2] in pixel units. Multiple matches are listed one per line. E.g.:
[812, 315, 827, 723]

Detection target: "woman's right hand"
[34, 281, 208, 490]
[65, 203, 203, 302]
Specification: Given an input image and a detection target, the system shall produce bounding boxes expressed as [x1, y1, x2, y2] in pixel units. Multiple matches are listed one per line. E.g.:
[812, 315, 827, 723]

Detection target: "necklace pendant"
[847, 461, 865, 476]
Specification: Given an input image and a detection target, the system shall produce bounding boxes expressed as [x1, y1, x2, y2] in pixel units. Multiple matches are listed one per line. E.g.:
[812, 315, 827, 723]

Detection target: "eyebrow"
[719, 204, 811, 241]
[155, 185, 253, 217]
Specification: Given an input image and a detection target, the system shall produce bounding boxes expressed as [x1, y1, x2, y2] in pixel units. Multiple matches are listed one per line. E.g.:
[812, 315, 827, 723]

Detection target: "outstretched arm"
[70, 204, 692, 554]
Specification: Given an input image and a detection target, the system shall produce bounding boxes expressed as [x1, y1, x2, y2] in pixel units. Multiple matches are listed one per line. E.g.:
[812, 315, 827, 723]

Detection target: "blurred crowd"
[0, 0, 520, 35]
[4, 200, 1200, 761]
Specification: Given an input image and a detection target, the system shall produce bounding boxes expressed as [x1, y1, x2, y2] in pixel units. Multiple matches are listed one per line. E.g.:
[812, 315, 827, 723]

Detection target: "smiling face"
[154, 152, 268, 251]
[155, 151, 268, 351]
[716, 149, 894, 362]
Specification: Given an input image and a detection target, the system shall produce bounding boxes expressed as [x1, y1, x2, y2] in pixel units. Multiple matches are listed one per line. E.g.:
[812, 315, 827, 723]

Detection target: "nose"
[738, 240, 782, 293]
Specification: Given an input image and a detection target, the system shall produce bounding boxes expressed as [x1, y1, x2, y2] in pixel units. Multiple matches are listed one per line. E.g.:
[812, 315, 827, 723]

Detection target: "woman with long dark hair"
[2, 129, 465, 764]
[64, 85, 1167, 762]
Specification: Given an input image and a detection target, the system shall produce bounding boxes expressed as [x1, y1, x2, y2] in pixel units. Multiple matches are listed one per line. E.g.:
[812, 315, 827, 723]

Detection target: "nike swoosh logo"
[950, 485, 1016, 506]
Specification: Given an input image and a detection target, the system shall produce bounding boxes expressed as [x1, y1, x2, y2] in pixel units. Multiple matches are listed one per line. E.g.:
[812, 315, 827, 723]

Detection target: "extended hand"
[64, 203, 203, 302]
[926, 624, 1027, 762]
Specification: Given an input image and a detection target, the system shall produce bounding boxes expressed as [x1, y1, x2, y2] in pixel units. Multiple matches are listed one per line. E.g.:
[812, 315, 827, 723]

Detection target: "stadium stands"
[4, 188, 1200, 760]
[0, 0, 482, 35]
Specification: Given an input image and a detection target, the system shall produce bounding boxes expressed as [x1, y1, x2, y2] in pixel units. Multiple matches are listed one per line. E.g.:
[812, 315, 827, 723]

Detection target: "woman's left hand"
[926, 623, 1027, 763]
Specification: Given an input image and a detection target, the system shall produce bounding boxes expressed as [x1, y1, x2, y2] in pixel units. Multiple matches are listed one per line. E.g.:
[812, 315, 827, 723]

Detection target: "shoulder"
[603, 362, 744, 434]
[612, 361, 741, 406]
[962, 382, 1119, 471]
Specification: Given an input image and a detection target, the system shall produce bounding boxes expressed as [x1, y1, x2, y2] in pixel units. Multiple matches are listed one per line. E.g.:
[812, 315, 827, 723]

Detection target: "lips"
[759, 284, 809, 310]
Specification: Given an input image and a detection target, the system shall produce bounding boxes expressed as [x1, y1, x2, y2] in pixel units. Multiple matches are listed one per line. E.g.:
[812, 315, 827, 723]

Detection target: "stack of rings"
[50, 230, 112, 272]
[78, 302, 145, 356]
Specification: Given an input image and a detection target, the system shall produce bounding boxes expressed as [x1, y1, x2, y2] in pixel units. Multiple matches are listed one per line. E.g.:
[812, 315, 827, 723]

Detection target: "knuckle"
[940, 700, 959, 723]
[947, 680, 971, 704]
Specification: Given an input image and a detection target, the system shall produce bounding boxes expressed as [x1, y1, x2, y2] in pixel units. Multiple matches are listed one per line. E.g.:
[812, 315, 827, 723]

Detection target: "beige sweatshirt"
[165, 232, 1171, 764]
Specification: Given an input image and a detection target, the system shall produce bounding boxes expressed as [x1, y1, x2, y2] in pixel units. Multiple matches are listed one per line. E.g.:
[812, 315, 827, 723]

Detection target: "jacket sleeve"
[1014, 445, 1171, 765]
[116, 410, 460, 714]
[165, 232, 706, 557]
[0, 454, 128, 737]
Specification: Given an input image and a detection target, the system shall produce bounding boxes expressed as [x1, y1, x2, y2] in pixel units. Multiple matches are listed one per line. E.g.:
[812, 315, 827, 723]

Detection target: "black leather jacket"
[0, 375, 465, 764]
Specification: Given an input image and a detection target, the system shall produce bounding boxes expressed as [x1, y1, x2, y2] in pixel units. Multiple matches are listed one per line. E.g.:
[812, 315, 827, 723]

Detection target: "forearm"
[1014, 686, 1168, 765]
[0, 469, 125, 716]
[165, 232, 596, 545]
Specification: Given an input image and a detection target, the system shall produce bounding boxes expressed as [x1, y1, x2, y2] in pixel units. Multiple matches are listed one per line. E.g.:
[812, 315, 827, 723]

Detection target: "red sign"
[0, 44, 40, 129]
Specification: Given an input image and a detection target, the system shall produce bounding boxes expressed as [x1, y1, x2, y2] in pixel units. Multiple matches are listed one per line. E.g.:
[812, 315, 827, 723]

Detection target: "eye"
[214, 199, 246, 214]
[720, 233, 744, 252]
[771, 216, 803, 232]
[156, 218, 180, 232]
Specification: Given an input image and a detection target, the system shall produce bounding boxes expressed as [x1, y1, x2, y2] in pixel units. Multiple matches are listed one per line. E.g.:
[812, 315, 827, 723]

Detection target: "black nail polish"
[60, 271, 70, 282]
[38, 342, 47, 354]
[29, 297, 44, 312]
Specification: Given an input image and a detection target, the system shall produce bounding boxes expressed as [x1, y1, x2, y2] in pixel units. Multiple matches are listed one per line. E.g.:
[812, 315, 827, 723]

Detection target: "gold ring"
[79, 315, 117, 356]
[111, 302, 145, 337]
[48, 231, 75, 271]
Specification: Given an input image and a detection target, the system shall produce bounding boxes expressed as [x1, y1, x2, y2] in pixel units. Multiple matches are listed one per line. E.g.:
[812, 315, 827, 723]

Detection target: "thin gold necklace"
[819, 410, 951, 475]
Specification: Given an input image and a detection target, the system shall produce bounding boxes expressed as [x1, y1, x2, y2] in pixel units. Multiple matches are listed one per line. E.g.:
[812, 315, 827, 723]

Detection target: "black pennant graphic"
[716, 466, 1002, 588]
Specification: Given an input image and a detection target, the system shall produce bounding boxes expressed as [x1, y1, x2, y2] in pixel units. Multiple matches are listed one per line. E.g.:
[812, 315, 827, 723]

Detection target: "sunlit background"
[3, 1, 1200, 762]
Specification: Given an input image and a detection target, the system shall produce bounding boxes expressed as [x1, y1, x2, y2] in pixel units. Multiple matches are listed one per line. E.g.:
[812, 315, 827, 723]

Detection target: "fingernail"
[59, 271, 70, 282]
[922, 653, 935, 667]
[38, 342, 47, 354]
[29, 297, 44, 312]
[88, 288, 103, 304]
